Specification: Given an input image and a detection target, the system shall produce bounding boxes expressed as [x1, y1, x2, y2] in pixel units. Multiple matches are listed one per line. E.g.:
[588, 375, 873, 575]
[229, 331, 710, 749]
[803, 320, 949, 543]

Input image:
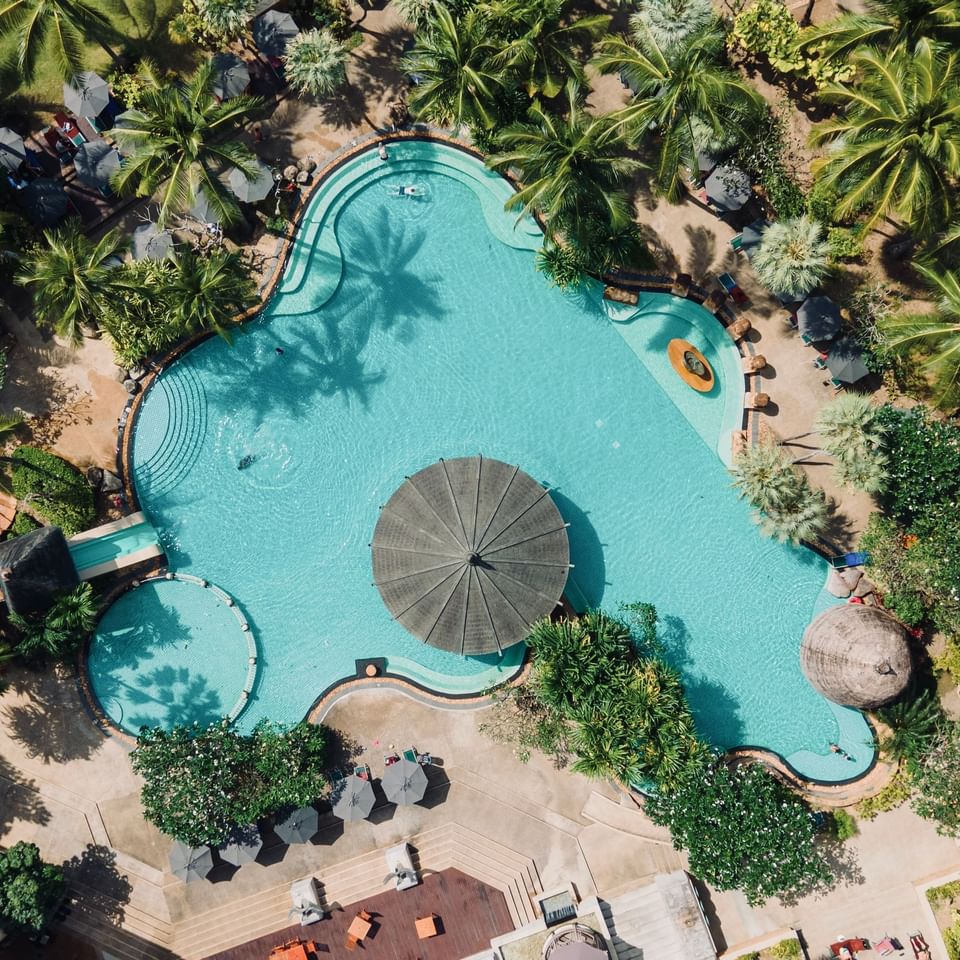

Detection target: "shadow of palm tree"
[0, 753, 51, 832]
[61, 845, 132, 926]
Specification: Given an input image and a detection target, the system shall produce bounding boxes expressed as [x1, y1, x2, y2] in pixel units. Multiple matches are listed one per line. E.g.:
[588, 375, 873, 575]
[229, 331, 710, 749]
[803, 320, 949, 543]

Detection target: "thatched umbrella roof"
[371, 456, 570, 656]
[0, 526, 79, 616]
[801, 604, 912, 709]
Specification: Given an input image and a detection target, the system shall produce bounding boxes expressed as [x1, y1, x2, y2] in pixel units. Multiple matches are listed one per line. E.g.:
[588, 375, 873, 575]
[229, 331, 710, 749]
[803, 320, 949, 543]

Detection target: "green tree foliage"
[10, 582, 99, 659]
[810, 42, 960, 237]
[283, 27, 347, 98]
[736, 107, 806, 219]
[751, 215, 831, 301]
[812, 392, 889, 492]
[0, 842, 65, 933]
[911, 721, 960, 836]
[731, 438, 829, 544]
[630, 0, 713, 52]
[876, 689, 944, 769]
[878, 264, 960, 408]
[132, 720, 330, 846]
[830, 808, 859, 841]
[194, 0, 252, 39]
[15, 221, 128, 343]
[111, 60, 263, 226]
[9, 446, 95, 535]
[646, 760, 832, 905]
[478, 683, 573, 765]
[594, 23, 763, 202]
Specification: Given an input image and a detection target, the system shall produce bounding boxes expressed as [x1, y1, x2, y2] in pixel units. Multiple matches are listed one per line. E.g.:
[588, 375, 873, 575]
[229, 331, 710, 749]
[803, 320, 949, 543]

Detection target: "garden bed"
[926, 882, 960, 960]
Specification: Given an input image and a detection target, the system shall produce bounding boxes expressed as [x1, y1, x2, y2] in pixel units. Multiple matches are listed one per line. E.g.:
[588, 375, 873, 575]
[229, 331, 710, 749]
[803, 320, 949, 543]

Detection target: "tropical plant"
[393, 0, 472, 27]
[404, 4, 505, 130]
[162, 249, 255, 339]
[594, 23, 763, 201]
[736, 106, 805, 218]
[810, 42, 960, 237]
[9, 446, 95, 535]
[751, 215, 830, 301]
[283, 27, 347, 98]
[194, 0, 252, 38]
[630, 0, 713, 52]
[876, 689, 943, 769]
[796, 0, 960, 61]
[812, 392, 889, 492]
[15, 221, 128, 342]
[646, 759, 833, 905]
[877, 264, 960, 407]
[478, 682, 573, 765]
[111, 60, 263, 226]
[10, 582, 99, 659]
[911, 721, 960, 836]
[855, 766, 913, 818]
[0, 842, 65, 933]
[830, 808, 859, 841]
[485, 0, 610, 99]
[132, 720, 330, 846]
[0, 0, 121, 80]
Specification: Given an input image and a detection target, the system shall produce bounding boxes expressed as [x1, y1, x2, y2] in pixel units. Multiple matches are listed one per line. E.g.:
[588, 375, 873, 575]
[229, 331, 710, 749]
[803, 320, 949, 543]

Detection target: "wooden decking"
[202, 868, 514, 960]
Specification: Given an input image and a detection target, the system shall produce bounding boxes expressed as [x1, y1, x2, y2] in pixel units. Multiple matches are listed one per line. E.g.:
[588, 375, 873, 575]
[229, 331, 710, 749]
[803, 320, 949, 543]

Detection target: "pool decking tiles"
[201, 869, 514, 960]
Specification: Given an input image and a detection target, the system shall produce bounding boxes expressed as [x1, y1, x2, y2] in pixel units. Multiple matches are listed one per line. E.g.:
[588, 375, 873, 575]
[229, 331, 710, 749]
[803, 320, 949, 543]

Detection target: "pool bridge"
[68, 511, 164, 580]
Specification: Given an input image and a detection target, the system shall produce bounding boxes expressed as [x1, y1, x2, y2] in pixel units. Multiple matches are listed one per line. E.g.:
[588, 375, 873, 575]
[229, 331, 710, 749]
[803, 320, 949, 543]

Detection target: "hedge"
[9, 447, 95, 536]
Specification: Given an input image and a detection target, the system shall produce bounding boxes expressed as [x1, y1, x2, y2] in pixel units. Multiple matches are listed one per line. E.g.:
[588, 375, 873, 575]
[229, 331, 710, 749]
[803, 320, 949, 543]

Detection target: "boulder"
[101, 470, 122, 493]
[128, 365, 146, 381]
[85, 466, 104, 489]
[853, 577, 875, 599]
[123, 379, 139, 395]
[840, 567, 863, 591]
[826, 567, 851, 598]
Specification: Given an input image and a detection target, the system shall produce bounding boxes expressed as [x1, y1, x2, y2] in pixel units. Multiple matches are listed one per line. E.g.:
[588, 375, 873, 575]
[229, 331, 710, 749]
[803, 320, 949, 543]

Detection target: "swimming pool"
[89, 138, 873, 781]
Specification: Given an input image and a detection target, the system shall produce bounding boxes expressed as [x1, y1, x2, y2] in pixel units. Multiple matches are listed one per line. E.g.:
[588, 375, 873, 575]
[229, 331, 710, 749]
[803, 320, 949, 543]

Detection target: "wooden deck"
[203, 869, 514, 960]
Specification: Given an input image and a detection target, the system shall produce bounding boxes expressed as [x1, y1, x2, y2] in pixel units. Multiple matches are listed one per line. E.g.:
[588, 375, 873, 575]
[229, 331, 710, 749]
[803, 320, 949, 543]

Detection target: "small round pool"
[88, 578, 253, 733]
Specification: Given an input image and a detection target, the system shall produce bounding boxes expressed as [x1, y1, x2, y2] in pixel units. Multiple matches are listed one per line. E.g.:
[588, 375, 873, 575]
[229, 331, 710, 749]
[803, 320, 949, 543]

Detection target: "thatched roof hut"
[800, 604, 912, 709]
[0, 526, 79, 616]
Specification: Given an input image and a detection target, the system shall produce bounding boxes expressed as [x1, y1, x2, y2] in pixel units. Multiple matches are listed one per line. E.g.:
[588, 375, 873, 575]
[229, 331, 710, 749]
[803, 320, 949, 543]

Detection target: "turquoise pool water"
[89, 140, 872, 781]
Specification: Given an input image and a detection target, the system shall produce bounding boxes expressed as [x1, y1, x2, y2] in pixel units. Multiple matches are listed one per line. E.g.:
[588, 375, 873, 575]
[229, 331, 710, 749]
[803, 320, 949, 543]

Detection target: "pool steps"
[67, 511, 165, 580]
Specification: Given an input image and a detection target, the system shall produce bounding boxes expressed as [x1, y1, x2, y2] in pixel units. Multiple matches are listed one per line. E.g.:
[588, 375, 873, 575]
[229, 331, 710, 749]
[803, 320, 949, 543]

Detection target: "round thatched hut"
[800, 604, 912, 709]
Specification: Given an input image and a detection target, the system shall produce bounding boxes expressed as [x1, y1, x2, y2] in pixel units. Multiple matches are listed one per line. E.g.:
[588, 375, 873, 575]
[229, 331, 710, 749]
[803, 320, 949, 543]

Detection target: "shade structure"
[331, 775, 376, 822]
[382, 759, 428, 805]
[190, 188, 219, 223]
[211, 53, 250, 101]
[169, 841, 214, 883]
[371, 456, 570, 656]
[253, 9, 299, 56]
[73, 139, 120, 190]
[217, 823, 263, 866]
[20, 178, 68, 225]
[704, 164, 751, 213]
[0, 525, 80, 616]
[131, 222, 173, 261]
[801, 604, 912, 709]
[0, 127, 26, 173]
[740, 218, 769, 261]
[274, 805, 318, 844]
[64, 72, 110, 116]
[797, 294, 842, 341]
[826, 336, 869, 384]
[229, 160, 274, 203]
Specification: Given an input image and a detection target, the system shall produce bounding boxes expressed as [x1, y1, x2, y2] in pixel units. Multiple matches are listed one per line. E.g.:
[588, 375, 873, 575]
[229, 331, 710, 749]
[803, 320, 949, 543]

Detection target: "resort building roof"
[0, 525, 80, 616]
[371, 456, 570, 656]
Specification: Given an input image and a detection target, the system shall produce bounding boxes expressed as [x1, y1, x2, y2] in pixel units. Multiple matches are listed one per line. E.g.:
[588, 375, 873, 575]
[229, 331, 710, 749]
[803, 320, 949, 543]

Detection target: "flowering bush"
[0, 842, 65, 933]
[912, 723, 960, 836]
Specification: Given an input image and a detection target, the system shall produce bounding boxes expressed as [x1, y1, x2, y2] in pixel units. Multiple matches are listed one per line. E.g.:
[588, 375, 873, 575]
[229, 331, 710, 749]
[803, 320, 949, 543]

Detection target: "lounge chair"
[829, 552, 869, 569]
[813, 355, 827, 369]
[402, 748, 418, 764]
[874, 938, 896, 956]
[345, 933, 358, 951]
[910, 935, 931, 960]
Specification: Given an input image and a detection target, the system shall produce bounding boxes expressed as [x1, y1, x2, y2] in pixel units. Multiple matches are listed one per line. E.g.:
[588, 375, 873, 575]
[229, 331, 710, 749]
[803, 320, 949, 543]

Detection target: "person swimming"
[396, 184, 418, 196]
[238, 454, 257, 470]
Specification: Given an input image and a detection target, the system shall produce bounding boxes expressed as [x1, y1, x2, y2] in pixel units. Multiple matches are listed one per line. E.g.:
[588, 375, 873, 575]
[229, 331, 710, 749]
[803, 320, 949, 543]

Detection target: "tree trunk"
[94, 36, 123, 66]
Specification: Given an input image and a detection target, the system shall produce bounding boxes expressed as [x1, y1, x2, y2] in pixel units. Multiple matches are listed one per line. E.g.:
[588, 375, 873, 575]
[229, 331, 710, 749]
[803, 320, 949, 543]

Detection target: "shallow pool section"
[94, 139, 873, 781]
[88, 578, 253, 732]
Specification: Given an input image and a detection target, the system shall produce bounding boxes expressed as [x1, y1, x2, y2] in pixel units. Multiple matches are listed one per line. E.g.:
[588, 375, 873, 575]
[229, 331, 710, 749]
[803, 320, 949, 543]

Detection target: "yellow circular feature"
[668, 339, 715, 393]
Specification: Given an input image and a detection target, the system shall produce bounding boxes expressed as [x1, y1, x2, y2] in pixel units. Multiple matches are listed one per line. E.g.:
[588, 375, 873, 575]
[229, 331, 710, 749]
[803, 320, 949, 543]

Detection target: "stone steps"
[600, 885, 680, 960]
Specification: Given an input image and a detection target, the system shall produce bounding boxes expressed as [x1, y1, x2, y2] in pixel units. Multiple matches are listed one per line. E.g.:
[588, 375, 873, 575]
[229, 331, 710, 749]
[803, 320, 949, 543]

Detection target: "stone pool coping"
[103, 131, 880, 797]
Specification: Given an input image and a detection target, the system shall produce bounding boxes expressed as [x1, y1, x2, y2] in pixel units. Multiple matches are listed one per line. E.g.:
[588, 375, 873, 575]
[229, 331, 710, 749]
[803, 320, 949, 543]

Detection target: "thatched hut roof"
[0, 526, 79, 616]
[800, 604, 912, 709]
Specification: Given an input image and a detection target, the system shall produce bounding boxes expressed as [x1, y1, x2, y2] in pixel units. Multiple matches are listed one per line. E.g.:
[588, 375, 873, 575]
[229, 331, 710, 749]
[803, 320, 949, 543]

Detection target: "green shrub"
[770, 939, 803, 960]
[9, 446, 94, 536]
[883, 589, 926, 626]
[830, 808, 859, 841]
[934, 637, 960, 684]
[7, 512, 41, 539]
[855, 768, 912, 819]
[0, 842, 66, 933]
[828, 226, 865, 262]
[106, 62, 152, 109]
[266, 216, 289, 236]
[807, 180, 841, 224]
[943, 917, 960, 960]
[927, 879, 960, 907]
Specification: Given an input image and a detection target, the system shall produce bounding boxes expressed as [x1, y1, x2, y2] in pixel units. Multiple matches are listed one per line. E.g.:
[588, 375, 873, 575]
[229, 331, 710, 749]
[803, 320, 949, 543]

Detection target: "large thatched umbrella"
[800, 604, 912, 709]
[0, 525, 79, 616]
[371, 456, 570, 656]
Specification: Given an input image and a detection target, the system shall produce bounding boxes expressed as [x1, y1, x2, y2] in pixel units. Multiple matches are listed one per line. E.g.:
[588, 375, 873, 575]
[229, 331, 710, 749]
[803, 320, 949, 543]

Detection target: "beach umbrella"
[253, 9, 299, 56]
[331, 775, 376, 822]
[0, 127, 26, 173]
[210, 53, 250, 101]
[796, 295, 843, 342]
[371, 456, 570, 656]
[274, 805, 318, 844]
[382, 759, 428, 806]
[131, 222, 173, 261]
[740, 218, 769, 261]
[64, 72, 110, 117]
[704, 164, 752, 213]
[190, 189, 219, 224]
[217, 823, 263, 866]
[229, 160, 274, 203]
[20, 178, 68, 225]
[73, 139, 120, 190]
[169, 841, 214, 883]
[826, 336, 869, 384]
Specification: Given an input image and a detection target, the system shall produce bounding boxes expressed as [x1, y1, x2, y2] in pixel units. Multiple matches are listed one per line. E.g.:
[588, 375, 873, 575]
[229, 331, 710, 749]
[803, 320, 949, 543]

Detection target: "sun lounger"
[910, 934, 931, 960]
[402, 748, 418, 764]
[874, 938, 896, 956]
[829, 552, 869, 569]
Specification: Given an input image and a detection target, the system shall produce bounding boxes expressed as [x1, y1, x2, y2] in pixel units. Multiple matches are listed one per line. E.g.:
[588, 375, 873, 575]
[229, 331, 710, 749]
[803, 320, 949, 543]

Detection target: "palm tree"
[11, 582, 99, 659]
[876, 689, 943, 767]
[877, 263, 960, 405]
[111, 60, 263, 227]
[404, 4, 506, 130]
[810, 42, 960, 237]
[484, 0, 610, 99]
[756, 483, 829, 544]
[813, 392, 889, 490]
[194, 0, 252, 39]
[0, 0, 121, 80]
[752, 216, 831, 301]
[593, 23, 763, 201]
[487, 83, 642, 242]
[15, 220, 128, 342]
[797, 0, 960, 61]
[571, 714, 642, 784]
[164, 249, 255, 339]
[630, 0, 714, 52]
[283, 28, 347, 99]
